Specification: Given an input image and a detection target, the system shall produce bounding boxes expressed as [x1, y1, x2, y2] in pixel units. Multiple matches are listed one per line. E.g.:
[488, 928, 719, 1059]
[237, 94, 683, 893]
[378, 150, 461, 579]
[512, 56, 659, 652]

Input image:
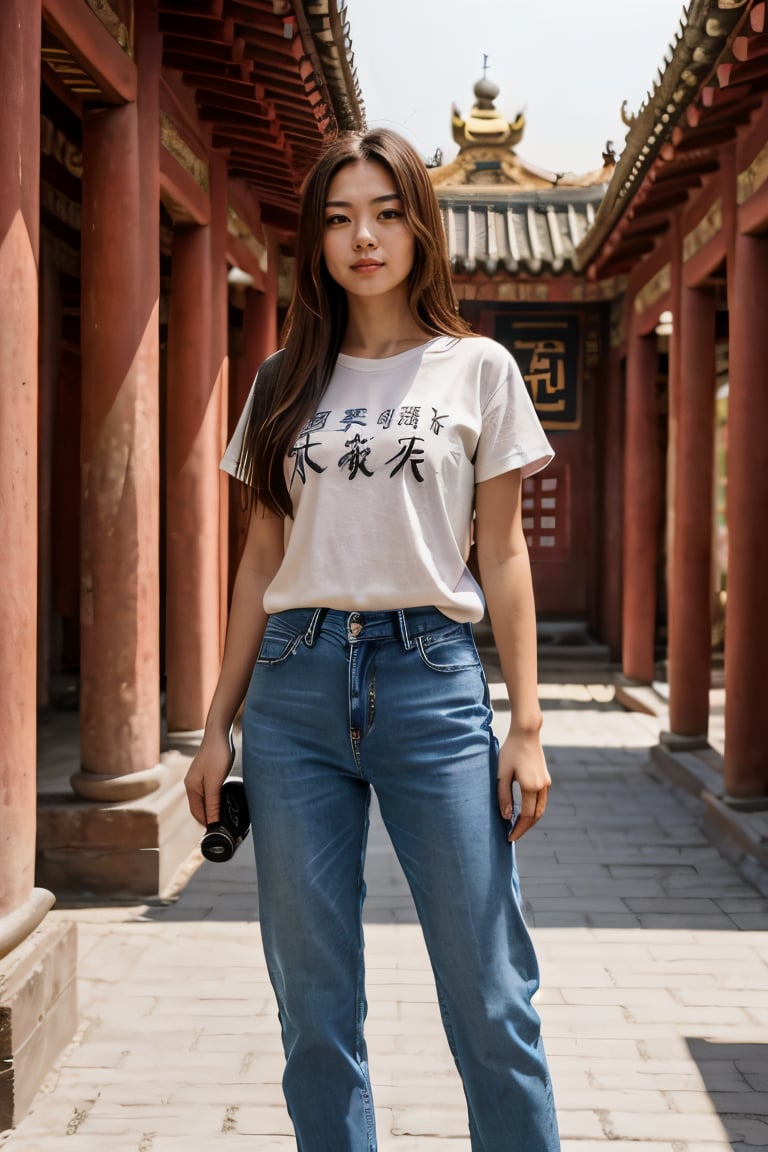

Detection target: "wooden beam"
[160, 147, 210, 226]
[181, 73, 267, 101]
[158, 14, 234, 41]
[159, 0, 224, 14]
[632, 189, 691, 215]
[42, 0, 137, 103]
[733, 34, 768, 63]
[164, 55, 251, 80]
[164, 35, 237, 63]
[194, 90, 275, 119]
[700, 82, 751, 109]
[670, 126, 737, 153]
[41, 59, 84, 118]
[719, 57, 768, 87]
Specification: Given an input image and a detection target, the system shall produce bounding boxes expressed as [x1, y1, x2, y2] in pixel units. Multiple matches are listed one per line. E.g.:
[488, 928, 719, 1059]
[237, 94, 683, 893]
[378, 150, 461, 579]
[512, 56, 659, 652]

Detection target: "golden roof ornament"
[451, 59, 525, 150]
[430, 57, 615, 192]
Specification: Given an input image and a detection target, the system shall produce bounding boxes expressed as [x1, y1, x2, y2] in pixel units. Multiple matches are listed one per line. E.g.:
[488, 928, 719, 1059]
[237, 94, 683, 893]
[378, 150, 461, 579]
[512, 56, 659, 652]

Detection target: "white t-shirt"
[222, 335, 554, 623]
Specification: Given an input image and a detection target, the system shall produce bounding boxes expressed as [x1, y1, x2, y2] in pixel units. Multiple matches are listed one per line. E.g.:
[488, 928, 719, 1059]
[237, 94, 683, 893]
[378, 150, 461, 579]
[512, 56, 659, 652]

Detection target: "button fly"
[348, 613, 363, 638]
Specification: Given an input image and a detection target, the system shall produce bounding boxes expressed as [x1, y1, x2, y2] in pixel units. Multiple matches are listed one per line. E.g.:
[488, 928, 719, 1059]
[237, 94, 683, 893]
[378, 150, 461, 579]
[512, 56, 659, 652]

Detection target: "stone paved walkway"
[2, 682, 767, 1151]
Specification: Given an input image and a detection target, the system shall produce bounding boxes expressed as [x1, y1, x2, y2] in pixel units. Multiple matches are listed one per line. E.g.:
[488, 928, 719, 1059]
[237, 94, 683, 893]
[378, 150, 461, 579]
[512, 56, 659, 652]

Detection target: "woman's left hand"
[497, 730, 551, 842]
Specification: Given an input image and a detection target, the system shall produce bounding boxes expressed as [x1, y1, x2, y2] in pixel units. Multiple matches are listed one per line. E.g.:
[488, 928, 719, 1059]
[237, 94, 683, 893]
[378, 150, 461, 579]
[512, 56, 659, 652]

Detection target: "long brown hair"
[237, 128, 472, 517]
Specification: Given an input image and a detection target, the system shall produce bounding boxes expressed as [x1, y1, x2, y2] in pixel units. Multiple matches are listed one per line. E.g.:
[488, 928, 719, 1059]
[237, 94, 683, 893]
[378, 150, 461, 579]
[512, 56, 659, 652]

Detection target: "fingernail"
[503, 805, 512, 820]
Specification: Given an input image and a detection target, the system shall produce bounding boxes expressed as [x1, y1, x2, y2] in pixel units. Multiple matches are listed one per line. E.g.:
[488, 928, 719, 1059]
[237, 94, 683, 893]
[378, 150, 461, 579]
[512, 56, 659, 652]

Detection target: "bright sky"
[348, 0, 687, 175]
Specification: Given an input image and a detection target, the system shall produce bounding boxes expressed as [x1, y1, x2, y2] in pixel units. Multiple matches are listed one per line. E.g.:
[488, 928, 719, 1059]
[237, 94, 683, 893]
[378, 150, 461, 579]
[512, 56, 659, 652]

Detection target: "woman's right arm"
[184, 499, 285, 827]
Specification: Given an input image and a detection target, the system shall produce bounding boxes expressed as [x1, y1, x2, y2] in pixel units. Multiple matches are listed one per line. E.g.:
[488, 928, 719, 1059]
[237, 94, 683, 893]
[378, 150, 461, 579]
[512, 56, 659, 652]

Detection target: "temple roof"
[41, 1, 365, 231]
[430, 70, 613, 274]
[430, 72, 615, 194]
[439, 186, 606, 277]
[158, 0, 365, 227]
[577, 0, 762, 274]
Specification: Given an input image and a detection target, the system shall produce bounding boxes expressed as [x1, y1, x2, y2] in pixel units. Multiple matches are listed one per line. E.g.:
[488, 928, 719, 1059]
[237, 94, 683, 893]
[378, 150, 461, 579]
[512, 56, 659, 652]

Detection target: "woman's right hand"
[184, 728, 235, 827]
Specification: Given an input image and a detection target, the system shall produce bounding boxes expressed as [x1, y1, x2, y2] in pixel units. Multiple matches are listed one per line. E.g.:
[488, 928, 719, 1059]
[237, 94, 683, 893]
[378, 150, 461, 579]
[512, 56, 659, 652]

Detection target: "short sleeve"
[220, 378, 256, 480]
[474, 352, 554, 483]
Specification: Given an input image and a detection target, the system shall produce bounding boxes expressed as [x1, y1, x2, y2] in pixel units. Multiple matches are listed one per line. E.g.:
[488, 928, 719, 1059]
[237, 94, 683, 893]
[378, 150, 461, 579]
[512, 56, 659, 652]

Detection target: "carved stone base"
[0, 917, 77, 1129]
[37, 752, 200, 899]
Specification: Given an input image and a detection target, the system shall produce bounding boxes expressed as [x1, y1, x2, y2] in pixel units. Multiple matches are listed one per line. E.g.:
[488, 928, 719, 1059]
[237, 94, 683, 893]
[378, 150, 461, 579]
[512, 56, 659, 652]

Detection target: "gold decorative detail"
[160, 112, 209, 192]
[227, 208, 268, 272]
[737, 140, 768, 205]
[85, 0, 133, 55]
[683, 198, 723, 262]
[40, 116, 83, 178]
[634, 264, 671, 314]
[41, 44, 104, 101]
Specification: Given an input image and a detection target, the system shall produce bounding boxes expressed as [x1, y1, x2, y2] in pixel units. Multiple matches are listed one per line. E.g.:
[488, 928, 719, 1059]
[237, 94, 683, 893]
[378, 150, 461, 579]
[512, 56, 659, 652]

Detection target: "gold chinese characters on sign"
[494, 316, 580, 430]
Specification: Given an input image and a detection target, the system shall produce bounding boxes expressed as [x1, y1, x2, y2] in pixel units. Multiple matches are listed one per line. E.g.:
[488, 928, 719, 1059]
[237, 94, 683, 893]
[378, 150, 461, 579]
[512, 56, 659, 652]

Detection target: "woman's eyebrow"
[324, 193, 402, 207]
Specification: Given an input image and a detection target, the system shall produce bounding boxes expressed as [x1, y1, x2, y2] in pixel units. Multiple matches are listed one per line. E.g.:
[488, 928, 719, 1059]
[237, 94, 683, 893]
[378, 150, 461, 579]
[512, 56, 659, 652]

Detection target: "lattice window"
[522, 465, 570, 559]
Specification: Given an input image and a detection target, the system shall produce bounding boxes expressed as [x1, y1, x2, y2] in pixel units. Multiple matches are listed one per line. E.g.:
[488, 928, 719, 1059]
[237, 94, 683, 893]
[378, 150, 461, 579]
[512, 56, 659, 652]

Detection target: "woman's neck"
[340, 296, 432, 359]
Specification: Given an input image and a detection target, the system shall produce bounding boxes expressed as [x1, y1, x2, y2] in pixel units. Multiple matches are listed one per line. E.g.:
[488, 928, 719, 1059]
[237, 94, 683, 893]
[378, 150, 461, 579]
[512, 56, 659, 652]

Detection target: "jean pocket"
[256, 617, 306, 665]
[415, 623, 482, 672]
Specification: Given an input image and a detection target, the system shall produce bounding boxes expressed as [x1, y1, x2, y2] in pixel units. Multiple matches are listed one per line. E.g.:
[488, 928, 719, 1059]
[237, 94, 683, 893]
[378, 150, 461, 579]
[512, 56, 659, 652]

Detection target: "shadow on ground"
[687, 1039, 768, 1150]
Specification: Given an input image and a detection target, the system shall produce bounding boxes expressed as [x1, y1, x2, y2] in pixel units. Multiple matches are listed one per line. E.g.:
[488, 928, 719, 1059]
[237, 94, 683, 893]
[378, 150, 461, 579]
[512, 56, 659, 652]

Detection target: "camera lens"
[200, 825, 236, 862]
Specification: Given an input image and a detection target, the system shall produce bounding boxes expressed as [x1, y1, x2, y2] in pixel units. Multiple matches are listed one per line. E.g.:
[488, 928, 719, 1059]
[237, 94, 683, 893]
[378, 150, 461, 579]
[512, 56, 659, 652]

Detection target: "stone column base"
[37, 752, 201, 900]
[0, 916, 77, 1129]
[659, 729, 711, 752]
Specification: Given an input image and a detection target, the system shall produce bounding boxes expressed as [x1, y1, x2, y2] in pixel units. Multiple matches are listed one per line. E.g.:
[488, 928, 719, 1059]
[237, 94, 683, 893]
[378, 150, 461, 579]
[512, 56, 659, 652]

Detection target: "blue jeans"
[242, 607, 559, 1152]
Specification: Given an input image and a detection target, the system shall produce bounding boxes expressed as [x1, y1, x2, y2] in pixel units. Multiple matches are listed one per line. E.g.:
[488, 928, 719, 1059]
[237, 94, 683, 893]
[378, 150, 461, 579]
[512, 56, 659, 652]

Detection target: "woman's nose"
[353, 225, 376, 249]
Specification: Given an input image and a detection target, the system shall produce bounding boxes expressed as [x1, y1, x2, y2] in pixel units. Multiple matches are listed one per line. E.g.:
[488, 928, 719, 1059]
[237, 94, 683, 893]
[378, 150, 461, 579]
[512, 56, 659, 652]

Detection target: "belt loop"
[304, 607, 327, 647]
[397, 609, 414, 649]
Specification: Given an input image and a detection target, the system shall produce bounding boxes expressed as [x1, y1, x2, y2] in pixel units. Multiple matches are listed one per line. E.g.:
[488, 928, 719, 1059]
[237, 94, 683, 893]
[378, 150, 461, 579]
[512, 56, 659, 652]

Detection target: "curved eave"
[294, 0, 366, 133]
[576, 0, 752, 274]
[158, 0, 364, 227]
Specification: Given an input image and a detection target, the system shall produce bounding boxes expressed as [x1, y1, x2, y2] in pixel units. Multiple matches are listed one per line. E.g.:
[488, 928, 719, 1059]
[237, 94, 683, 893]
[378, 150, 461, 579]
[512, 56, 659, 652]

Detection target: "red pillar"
[0, 0, 51, 930]
[601, 341, 624, 660]
[37, 245, 62, 711]
[724, 231, 768, 799]
[622, 327, 661, 683]
[210, 154, 230, 658]
[74, 10, 162, 800]
[667, 286, 715, 739]
[165, 225, 220, 734]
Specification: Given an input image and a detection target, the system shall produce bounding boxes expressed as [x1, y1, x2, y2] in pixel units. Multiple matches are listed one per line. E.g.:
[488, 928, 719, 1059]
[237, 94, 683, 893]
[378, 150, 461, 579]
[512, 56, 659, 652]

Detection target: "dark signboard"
[494, 315, 581, 430]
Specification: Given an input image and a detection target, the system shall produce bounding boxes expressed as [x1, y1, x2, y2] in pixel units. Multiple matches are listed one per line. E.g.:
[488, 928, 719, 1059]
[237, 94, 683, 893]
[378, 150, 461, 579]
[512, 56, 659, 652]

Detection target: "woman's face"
[321, 159, 415, 303]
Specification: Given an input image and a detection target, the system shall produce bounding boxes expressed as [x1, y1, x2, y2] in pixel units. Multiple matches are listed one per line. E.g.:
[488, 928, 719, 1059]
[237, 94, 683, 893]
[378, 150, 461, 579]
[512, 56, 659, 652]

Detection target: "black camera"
[200, 777, 251, 862]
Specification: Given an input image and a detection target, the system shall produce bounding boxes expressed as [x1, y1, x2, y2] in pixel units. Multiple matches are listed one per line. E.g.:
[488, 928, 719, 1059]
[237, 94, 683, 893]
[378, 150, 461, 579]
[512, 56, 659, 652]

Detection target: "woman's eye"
[379, 209, 402, 220]
[325, 214, 348, 226]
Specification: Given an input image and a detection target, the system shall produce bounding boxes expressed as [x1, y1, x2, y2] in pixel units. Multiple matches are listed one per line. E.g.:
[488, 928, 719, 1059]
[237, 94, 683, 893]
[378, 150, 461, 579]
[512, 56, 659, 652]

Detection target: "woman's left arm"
[475, 468, 551, 842]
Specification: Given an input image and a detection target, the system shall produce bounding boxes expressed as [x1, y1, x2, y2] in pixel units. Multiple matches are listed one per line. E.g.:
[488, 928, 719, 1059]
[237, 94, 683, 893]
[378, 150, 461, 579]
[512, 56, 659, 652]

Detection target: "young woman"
[185, 128, 560, 1152]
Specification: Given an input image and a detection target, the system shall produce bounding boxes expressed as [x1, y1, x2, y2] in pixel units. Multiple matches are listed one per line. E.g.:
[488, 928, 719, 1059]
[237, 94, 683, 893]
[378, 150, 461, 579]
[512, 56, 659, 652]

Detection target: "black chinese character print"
[289, 433, 327, 487]
[338, 434, 374, 479]
[386, 437, 426, 482]
[377, 409, 395, 430]
[430, 408, 448, 435]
